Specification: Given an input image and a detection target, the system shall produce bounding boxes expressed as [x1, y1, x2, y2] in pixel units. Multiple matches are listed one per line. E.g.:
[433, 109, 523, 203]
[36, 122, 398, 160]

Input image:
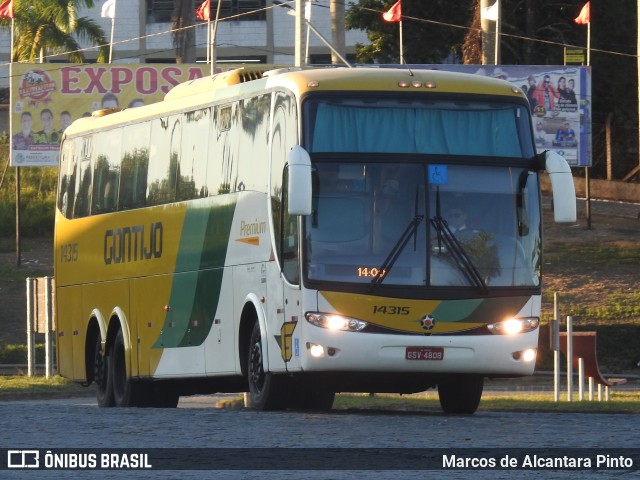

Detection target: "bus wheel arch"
[240, 297, 290, 410]
[85, 309, 108, 380]
[238, 296, 268, 379]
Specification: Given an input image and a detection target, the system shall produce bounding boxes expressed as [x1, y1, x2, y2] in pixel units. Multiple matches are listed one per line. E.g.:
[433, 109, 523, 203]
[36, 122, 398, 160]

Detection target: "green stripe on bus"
[153, 200, 236, 348]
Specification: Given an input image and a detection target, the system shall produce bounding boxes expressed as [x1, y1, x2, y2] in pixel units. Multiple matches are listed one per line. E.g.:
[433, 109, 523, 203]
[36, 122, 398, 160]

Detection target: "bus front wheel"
[437, 375, 484, 414]
[244, 322, 290, 410]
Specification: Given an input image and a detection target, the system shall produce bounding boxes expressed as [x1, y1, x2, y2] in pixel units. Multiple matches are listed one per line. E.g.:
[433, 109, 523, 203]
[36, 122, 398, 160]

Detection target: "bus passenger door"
[279, 213, 303, 372]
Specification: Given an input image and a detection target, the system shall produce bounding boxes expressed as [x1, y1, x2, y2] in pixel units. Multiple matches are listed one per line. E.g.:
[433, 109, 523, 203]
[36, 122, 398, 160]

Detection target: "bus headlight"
[305, 312, 367, 332]
[487, 317, 539, 335]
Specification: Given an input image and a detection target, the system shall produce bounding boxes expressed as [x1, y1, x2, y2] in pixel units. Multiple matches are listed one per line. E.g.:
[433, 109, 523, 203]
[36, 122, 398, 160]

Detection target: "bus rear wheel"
[244, 322, 290, 410]
[437, 375, 484, 414]
[94, 335, 113, 408]
[110, 328, 146, 408]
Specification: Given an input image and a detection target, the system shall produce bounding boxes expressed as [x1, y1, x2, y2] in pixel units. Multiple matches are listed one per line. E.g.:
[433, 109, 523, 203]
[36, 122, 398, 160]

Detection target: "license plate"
[405, 347, 444, 361]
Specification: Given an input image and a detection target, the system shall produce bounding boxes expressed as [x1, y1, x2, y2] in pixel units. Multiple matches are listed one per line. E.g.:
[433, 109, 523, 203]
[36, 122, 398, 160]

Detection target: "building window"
[220, 1, 266, 21]
[147, 0, 175, 23]
[146, 1, 266, 23]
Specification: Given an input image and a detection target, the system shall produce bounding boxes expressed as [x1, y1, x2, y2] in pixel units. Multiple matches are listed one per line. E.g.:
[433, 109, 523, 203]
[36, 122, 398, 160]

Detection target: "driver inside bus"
[446, 206, 471, 235]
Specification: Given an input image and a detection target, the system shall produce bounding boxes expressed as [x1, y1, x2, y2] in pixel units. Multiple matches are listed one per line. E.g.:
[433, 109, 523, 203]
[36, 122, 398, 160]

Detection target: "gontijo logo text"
[104, 222, 163, 265]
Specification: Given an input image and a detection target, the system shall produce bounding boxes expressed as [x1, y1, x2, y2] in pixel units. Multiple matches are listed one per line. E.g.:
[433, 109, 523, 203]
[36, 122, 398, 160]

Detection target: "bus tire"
[110, 328, 144, 407]
[290, 389, 335, 411]
[244, 322, 290, 410]
[148, 383, 180, 408]
[94, 335, 114, 408]
[437, 375, 484, 414]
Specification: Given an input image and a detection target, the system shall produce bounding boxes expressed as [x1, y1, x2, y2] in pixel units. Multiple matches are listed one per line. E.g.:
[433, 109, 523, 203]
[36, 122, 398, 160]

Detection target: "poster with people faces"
[385, 65, 591, 167]
[10, 63, 214, 167]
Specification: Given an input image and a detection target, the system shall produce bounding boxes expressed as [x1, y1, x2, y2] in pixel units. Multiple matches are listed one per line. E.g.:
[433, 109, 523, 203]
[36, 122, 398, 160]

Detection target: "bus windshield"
[304, 162, 541, 289]
[302, 94, 541, 289]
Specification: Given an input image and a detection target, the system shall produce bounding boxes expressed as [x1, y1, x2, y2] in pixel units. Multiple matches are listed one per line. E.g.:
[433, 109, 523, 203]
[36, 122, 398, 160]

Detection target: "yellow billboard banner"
[10, 63, 210, 167]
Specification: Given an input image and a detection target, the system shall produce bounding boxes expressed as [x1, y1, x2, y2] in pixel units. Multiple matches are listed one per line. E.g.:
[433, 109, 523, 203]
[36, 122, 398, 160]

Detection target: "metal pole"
[294, 0, 305, 67]
[566, 315, 573, 402]
[45, 276, 53, 378]
[578, 357, 584, 401]
[26, 278, 35, 376]
[553, 292, 560, 402]
[585, 166, 591, 229]
[305, 22, 352, 67]
[15, 166, 20, 267]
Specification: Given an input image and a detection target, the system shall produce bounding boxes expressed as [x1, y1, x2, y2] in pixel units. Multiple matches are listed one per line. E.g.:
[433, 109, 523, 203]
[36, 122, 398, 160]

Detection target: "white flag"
[481, 1, 499, 22]
[101, 0, 116, 19]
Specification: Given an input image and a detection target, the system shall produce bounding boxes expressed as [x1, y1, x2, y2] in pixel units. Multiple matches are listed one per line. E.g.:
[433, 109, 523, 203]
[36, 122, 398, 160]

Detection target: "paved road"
[1, 395, 639, 479]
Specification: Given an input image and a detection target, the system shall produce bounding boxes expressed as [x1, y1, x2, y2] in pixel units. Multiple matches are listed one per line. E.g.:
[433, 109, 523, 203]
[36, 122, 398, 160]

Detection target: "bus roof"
[62, 66, 527, 138]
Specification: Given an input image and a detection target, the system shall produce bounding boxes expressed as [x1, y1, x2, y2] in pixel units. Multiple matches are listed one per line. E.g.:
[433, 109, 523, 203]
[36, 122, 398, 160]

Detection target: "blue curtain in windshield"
[311, 103, 522, 157]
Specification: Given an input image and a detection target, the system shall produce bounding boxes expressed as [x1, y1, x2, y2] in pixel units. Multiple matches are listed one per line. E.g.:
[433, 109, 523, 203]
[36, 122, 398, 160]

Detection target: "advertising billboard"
[387, 64, 592, 167]
[10, 63, 209, 167]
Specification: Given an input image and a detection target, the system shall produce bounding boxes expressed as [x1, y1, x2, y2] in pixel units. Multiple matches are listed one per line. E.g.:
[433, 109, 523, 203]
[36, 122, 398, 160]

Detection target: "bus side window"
[120, 122, 150, 210]
[73, 137, 93, 218]
[281, 168, 299, 283]
[177, 108, 210, 200]
[147, 116, 180, 206]
[58, 140, 76, 218]
[91, 128, 122, 215]
[270, 91, 299, 284]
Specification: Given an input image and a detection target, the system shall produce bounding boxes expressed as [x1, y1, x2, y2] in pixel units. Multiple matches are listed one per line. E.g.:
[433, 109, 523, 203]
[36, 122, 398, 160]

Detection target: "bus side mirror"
[545, 151, 577, 223]
[287, 145, 312, 216]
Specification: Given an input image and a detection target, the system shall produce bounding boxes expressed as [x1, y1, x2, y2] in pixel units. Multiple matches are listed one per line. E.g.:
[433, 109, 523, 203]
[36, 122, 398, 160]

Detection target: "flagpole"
[587, 20, 591, 66]
[10, 16, 20, 266]
[211, 0, 223, 75]
[305, 1, 311, 65]
[494, 1, 500, 65]
[399, 19, 403, 63]
[109, 0, 117, 63]
[206, 18, 211, 65]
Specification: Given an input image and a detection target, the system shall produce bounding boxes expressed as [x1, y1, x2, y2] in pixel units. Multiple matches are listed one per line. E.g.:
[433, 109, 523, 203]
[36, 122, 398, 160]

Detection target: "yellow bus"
[55, 67, 576, 413]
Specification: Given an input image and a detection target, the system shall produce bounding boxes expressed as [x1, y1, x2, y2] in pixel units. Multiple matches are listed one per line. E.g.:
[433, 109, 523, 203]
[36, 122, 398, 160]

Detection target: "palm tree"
[173, 0, 196, 63]
[0, 0, 109, 63]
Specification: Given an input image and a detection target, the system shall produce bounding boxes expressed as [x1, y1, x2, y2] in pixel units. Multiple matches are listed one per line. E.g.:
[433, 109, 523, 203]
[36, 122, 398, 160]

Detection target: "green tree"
[346, 0, 474, 64]
[0, 0, 109, 62]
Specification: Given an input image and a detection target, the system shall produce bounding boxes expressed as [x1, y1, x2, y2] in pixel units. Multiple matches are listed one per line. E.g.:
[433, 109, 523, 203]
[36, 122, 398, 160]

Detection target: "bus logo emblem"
[420, 314, 436, 330]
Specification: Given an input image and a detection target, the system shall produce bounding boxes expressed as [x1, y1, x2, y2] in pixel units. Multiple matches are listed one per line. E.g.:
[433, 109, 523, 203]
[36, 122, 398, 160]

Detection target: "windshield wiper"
[430, 215, 487, 293]
[370, 214, 424, 290]
[430, 186, 487, 293]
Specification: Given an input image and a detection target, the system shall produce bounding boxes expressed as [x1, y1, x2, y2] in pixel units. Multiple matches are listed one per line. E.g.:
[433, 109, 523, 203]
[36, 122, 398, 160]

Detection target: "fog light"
[522, 349, 536, 362]
[308, 343, 324, 358]
[512, 349, 536, 362]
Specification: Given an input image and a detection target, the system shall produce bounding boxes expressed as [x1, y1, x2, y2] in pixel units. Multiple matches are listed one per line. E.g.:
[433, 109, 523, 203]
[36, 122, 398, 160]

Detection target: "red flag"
[574, 1, 590, 25]
[0, 0, 14, 19]
[382, 0, 401, 23]
[196, 0, 210, 21]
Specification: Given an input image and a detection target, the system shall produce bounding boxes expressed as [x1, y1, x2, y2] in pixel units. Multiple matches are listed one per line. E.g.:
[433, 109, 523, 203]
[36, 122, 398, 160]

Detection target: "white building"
[0, 0, 368, 89]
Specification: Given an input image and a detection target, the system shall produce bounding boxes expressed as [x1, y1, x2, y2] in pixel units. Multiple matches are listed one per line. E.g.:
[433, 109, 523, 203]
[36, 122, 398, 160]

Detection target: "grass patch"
[544, 244, 640, 266]
[333, 392, 640, 413]
[0, 375, 90, 398]
[214, 392, 640, 414]
[2, 378, 638, 413]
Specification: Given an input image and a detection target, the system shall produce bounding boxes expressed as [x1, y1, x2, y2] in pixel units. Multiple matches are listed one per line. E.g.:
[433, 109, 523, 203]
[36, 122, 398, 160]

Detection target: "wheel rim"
[94, 339, 107, 391]
[249, 338, 265, 392]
